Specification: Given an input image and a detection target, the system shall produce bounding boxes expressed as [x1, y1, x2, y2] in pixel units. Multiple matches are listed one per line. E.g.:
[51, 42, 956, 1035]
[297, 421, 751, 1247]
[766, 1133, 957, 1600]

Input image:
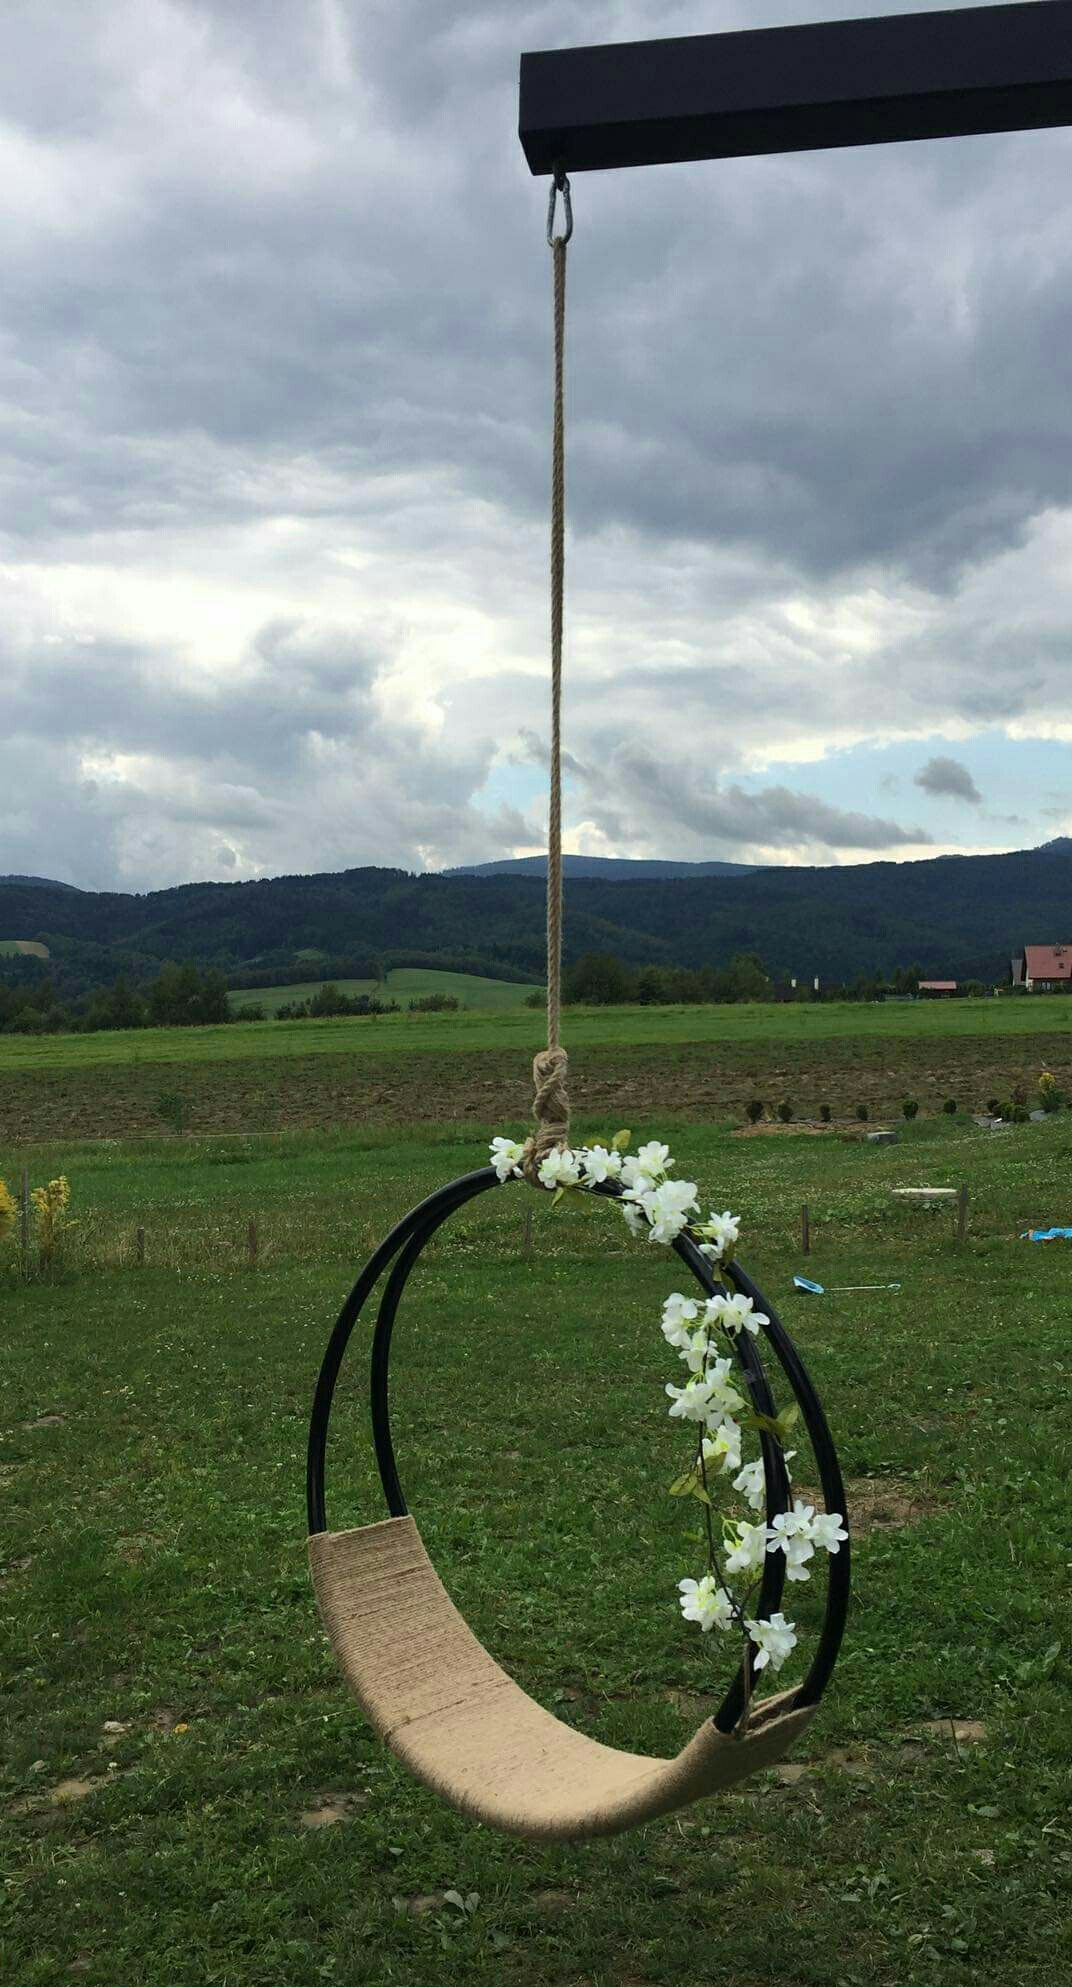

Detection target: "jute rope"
[523, 189, 571, 1186]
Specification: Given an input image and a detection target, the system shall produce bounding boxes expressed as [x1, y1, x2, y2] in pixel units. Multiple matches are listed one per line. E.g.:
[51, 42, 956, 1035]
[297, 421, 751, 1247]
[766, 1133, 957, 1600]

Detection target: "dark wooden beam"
[519, 1, 1072, 175]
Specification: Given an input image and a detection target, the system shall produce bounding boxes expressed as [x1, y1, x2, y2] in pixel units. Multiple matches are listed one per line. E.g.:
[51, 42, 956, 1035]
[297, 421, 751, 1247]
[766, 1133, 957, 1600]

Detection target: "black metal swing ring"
[306, 1167, 850, 1733]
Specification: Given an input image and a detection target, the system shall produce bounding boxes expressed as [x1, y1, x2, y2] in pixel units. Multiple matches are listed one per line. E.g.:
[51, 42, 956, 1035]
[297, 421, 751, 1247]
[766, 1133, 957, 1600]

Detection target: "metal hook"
[546, 167, 573, 246]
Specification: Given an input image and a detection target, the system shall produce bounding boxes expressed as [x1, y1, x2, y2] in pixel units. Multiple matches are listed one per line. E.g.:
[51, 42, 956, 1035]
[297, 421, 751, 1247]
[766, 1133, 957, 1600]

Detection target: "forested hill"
[0, 843, 1067, 988]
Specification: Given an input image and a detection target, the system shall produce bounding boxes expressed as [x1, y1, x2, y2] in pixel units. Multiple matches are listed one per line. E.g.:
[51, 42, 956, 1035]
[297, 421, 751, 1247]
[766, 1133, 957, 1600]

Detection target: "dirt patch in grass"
[732, 1121, 840, 1137]
[298, 1791, 368, 1829]
[798, 1476, 944, 1537]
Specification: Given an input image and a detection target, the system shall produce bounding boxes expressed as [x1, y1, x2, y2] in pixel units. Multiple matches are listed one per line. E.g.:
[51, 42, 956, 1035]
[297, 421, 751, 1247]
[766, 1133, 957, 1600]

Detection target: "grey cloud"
[914, 755, 982, 804]
[581, 745, 929, 856]
[0, 2, 1068, 888]
[0, 1, 1068, 592]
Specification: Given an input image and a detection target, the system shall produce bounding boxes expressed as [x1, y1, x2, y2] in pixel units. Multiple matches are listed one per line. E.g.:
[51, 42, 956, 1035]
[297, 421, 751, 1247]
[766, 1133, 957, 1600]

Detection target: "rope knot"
[522, 1045, 570, 1186]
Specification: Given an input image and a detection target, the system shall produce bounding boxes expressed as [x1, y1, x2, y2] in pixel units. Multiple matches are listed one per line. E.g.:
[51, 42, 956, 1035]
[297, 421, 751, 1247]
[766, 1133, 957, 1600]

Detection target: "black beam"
[519, 1, 1072, 175]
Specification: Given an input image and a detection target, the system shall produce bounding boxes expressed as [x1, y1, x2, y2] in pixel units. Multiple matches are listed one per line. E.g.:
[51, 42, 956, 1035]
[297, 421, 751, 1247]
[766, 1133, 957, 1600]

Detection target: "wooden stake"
[136, 1226, 146, 1268]
[955, 1183, 969, 1244]
[247, 1217, 258, 1269]
[801, 1203, 810, 1256]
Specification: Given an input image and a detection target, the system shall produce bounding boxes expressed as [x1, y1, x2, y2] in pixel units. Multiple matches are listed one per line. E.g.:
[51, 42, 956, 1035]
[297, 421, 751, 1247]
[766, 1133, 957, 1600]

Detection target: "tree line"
[559, 952, 995, 1005]
[0, 963, 231, 1035]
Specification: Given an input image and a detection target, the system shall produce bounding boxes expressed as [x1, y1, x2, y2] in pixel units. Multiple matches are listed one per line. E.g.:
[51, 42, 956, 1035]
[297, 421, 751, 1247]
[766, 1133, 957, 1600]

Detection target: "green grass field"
[0, 939, 48, 958]
[5, 994, 1072, 1076]
[229, 968, 540, 1016]
[2, 1111, 1070, 1985]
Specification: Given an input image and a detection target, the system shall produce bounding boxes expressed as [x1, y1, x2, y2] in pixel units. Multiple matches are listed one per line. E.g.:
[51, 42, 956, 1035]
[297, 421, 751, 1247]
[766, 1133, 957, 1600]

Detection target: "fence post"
[136, 1226, 146, 1268]
[955, 1184, 969, 1245]
[801, 1203, 810, 1256]
[19, 1168, 30, 1277]
[247, 1217, 258, 1269]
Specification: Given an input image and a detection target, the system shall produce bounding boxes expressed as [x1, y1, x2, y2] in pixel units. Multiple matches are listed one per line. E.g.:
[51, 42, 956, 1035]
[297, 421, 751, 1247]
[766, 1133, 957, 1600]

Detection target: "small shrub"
[819, 1103, 832, 1124]
[408, 993, 460, 1013]
[30, 1175, 70, 1276]
[902, 1099, 919, 1119]
[156, 1091, 189, 1135]
[746, 1099, 764, 1124]
[855, 1103, 869, 1122]
[1011, 1103, 1030, 1124]
[776, 1101, 793, 1123]
[986, 1096, 1002, 1116]
[1039, 1070, 1060, 1111]
[524, 989, 545, 1009]
[1012, 1083, 1028, 1107]
[0, 1176, 16, 1245]
[943, 1098, 957, 1115]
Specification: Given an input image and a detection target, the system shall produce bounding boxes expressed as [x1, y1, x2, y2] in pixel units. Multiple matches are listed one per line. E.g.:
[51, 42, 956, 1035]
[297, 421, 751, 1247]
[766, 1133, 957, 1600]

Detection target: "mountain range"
[2, 842, 1070, 992]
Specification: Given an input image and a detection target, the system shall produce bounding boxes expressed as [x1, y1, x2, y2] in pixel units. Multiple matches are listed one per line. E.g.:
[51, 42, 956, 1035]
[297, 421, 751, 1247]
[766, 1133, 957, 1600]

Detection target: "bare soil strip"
[2, 1036, 1069, 1141]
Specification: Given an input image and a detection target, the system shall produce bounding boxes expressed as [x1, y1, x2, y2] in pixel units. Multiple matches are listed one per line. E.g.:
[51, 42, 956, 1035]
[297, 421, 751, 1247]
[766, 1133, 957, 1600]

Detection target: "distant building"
[918, 980, 958, 998]
[1018, 944, 1072, 992]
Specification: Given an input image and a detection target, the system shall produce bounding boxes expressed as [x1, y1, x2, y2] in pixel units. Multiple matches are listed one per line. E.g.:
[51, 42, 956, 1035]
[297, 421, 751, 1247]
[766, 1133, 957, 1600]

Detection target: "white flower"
[746, 1612, 798, 1672]
[581, 1144, 622, 1184]
[620, 1199, 648, 1237]
[636, 1178, 699, 1245]
[810, 1511, 849, 1554]
[635, 1140, 673, 1178]
[767, 1503, 825, 1581]
[705, 1356, 746, 1418]
[724, 1520, 770, 1576]
[489, 1136, 525, 1182]
[537, 1147, 581, 1190]
[679, 1327, 711, 1374]
[768, 1500, 816, 1542]
[666, 1376, 720, 1423]
[678, 1574, 734, 1633]
[706, 1291, 767, 1338]
[702, 1418, 742, 1475]
[699, 1210, 740, 1260]
[661, 1292, 700, 1349]
[782, 1537, 816, 1582]
[733, 1458, 767, 1513]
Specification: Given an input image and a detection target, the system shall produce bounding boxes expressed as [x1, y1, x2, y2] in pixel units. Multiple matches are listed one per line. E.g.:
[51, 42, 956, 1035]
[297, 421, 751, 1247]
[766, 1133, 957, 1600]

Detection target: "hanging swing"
[307, 169, 850, 1842]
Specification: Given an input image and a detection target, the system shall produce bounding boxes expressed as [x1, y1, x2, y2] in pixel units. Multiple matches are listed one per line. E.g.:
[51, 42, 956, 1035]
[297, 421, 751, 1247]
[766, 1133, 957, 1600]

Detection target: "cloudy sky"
[4, 0, 1072, 891]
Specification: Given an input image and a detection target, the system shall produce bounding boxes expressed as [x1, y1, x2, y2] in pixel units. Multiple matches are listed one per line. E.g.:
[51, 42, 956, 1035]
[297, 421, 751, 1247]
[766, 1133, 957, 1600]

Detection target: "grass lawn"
[2, 1113, 1070, 1985]
[229, 968, 540, 1017]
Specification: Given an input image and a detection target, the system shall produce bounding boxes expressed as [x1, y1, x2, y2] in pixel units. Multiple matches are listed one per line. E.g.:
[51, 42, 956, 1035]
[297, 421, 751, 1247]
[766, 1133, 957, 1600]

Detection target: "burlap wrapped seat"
[309, 1516, 816, 1841]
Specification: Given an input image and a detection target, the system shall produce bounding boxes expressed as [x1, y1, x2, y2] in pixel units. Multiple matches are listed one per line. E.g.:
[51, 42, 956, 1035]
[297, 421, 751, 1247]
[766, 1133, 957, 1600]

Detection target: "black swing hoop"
[306, 1167, 850, 1730]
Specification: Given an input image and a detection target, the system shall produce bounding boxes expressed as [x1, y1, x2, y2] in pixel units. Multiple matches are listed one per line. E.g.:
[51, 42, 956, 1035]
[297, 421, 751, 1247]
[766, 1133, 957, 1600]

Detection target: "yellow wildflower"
[0, 1178, 16, 1243]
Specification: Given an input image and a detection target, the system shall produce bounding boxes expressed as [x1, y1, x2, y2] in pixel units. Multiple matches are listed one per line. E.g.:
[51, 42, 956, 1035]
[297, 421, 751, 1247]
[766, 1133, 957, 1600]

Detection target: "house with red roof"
[1018, 944, 1072, 992]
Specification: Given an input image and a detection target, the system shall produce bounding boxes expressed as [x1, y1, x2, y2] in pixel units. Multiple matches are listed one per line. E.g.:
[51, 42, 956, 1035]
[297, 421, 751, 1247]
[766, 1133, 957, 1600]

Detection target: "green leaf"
[669, 1469, 699, 1497]
[741, 1406, 799, 1446]
[741, 1412, 782, 1438]
[550, 1187, 565, 1208]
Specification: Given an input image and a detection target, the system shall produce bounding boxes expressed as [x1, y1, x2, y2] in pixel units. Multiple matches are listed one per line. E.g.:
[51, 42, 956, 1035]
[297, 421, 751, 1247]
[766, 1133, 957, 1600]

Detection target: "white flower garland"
[490, 1131, 847, 1692]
